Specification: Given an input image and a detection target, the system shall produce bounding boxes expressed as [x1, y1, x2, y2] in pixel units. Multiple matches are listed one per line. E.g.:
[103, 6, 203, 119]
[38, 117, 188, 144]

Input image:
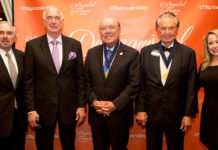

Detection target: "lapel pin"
[119, 52, 123, 55]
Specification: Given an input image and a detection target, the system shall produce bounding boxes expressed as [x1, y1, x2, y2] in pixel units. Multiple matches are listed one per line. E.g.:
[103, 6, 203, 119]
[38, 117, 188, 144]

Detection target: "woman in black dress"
[198, 29, 218, 150]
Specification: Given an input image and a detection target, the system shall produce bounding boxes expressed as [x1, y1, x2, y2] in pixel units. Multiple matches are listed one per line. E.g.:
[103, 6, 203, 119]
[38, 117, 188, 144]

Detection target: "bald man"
[0, 21, 27, 150]
[85, 18, 140, 150]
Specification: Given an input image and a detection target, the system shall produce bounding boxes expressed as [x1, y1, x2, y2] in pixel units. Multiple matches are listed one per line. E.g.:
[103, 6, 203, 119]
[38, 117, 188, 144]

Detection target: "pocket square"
[68, 52, 77, 60]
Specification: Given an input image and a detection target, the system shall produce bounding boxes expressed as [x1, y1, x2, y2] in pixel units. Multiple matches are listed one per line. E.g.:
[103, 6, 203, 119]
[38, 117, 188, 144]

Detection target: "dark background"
[0, 3, 7, 21]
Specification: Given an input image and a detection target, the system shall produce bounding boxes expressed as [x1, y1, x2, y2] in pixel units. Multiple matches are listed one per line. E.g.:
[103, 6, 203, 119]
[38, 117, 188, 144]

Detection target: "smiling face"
[43, 7, 63, 38]
[157, 16, 178, 47]
[99, 18, 120, 49]
[208, 34, 218, 58]
[0, 22, 15, 52]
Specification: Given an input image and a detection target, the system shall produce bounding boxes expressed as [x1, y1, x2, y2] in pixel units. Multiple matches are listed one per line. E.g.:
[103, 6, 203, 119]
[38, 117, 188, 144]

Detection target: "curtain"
[1, 0, 12, 23]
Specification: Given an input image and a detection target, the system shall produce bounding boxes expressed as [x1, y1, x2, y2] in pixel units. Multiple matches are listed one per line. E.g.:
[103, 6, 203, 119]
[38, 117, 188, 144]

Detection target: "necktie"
[5, 52, 18, 108]
[51, 40, 60, 73]
[107, 49, 112, 60]
[6, 53, 17, 88]
[104, 49, 112, 78]
[162, 46, 173, 52]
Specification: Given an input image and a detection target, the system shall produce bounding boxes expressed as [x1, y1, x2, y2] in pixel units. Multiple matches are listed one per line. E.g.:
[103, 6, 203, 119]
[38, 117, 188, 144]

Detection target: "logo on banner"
[69, 1, 97, 16]
[77, 131, 92, 142]
[199, 5, 218, 10]
[160, 0, 188, 14]
[109, 5, 148, 11]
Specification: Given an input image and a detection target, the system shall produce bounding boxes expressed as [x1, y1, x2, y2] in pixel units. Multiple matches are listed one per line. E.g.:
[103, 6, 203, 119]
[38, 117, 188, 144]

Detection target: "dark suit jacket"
[85, 42, 140, 128]
[136, 42, 198, 127]
[0, 48, 27, 137]
[23, 34, 86, 125]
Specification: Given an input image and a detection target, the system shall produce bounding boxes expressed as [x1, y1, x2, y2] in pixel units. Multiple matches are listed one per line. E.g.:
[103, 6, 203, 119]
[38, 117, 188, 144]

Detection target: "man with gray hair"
[23, 6, 86, 150]
[0, 21, 27, 150]
[135, 12, 198, 150]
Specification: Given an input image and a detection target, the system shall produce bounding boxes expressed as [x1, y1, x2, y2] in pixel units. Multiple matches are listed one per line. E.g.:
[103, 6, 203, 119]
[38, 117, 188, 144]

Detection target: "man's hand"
[136, 112, 148, 128]
[101, 101, 117, 116]
[92, 100, 103, 114]
[76, 107, 86, 127]
[180, 116, 192, 132]
[28, 111, 40, 127]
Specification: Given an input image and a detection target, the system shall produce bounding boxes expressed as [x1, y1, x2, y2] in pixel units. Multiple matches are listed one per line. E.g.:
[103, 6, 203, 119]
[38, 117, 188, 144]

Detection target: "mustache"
[1, 38, 9, 42]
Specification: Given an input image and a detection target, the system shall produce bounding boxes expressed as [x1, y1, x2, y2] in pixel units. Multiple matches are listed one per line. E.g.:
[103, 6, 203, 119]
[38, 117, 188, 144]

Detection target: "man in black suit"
[23, 6, 86, 150]
[135, 12, 198, 150]
[0, 21, 27, 150]
[85, 17, 140, 150]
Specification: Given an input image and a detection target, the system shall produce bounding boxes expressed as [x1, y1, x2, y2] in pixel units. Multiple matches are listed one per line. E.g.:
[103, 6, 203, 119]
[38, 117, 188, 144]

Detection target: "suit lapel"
[40, 35, 57, 74]
[13, 49, 22, 89]
[106, 43, 125, 79]
[152, 44, 162, 85]
[97, 45, 105, 79]
[0, 55, 13, 87]
[59, 35, 70, 74]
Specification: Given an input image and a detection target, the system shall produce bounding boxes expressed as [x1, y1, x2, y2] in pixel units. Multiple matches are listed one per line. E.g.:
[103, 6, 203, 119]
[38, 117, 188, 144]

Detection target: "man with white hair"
[23, 6, 86, 150]
[136, 12, 198, 150]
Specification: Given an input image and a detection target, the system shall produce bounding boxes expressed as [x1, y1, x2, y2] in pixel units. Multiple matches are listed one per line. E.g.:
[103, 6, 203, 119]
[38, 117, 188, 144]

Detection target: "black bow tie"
[162, 46, 173, 52]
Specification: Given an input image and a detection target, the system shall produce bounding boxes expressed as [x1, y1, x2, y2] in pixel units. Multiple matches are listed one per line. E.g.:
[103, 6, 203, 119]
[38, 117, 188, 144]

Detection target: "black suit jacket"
[23, 34, 86, 125]
[85, 43, 140, 128]
[136, 42, 198, 127]
[0, 48, 27, 137]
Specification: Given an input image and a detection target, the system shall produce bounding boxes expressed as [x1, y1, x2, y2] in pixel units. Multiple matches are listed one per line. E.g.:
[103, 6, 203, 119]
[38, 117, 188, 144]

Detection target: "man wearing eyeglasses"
[85, 17, 140, 150]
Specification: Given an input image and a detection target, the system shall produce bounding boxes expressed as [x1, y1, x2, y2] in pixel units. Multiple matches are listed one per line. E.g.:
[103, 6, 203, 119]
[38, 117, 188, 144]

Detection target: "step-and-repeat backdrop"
[14, 0, 218, 149]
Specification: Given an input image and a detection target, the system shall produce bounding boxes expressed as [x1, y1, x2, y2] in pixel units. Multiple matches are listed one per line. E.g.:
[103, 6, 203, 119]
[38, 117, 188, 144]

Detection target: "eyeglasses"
[99, 25, 117, 32]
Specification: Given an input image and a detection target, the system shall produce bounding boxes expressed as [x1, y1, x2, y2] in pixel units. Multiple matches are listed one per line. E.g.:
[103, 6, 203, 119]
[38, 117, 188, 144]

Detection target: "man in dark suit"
[135, 12, 198, 150]
[23, 6, 86, 150]
[85, 17, 140, 150]
[0, 21, 27, 150]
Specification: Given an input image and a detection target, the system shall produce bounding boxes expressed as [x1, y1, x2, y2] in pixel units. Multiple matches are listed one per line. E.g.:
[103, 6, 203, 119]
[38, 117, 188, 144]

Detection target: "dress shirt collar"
[105, 40, 120, 51]
[47, 34, 62, 44]
[0, 48, 13, 57]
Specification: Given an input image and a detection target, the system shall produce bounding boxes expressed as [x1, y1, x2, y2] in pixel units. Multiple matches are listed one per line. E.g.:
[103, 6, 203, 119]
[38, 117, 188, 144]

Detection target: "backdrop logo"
[199, 5, 218, 10]
[77, 131, 92, 142]
[20, 6, 47, 11]
[109, 5, 148, 11]
[69, 1, 96, 16]
[160, 0, 188, 14]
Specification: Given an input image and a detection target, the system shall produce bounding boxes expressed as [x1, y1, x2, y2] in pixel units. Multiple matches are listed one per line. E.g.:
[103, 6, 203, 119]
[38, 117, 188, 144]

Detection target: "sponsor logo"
[199, 5, 218, 10]
[69, 1, 97, 16]
[160, 0, 188, 14]
[20, 6, 47, 11]
[77, 131, 92, 142]
[109, 6, 148, 11]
